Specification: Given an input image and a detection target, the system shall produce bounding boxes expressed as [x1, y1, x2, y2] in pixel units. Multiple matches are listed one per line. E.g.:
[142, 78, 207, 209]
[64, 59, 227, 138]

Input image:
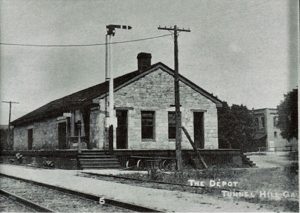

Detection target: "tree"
[217, 101, 232, 148]
[218, 102, 256, 151]
[277, 89, 298, 140]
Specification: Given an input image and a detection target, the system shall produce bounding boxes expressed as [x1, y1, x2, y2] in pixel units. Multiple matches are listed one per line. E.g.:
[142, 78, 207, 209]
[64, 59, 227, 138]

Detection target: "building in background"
[253, 108, 296, 152]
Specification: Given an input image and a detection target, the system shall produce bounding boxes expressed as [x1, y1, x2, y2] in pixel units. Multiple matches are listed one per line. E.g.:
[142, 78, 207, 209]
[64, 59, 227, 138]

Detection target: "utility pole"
[158, 25, 191, 171]
[2, 100, 19, 149]
[105, 24, 132, 153]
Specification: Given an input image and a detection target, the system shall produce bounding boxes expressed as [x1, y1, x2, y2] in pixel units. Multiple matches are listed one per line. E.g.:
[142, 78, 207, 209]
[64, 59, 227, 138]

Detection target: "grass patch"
[116, 166, 298, 211]
[119, 166, 298, 193]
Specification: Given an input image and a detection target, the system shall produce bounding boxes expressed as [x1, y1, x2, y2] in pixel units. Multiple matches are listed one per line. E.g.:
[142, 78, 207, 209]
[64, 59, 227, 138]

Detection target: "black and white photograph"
[0, 0, 298, 212]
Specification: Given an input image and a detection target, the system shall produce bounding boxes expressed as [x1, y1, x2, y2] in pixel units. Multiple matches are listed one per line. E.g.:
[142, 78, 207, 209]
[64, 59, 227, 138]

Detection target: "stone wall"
[0, 150, 78, 169]
[93, 68, 219, 150]
[13, 68, 219, 151]
[13, 126, 27, 150]
[13, 118, 59, 150]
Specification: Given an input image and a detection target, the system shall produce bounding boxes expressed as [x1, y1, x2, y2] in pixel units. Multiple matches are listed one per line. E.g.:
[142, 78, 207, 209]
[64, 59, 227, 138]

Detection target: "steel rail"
[0, 189, 54, 212]
[0, 173, 161, 212]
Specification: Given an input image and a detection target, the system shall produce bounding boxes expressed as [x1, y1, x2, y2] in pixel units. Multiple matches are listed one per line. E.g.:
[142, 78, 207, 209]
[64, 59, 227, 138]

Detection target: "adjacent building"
[253, 108, 296, 152]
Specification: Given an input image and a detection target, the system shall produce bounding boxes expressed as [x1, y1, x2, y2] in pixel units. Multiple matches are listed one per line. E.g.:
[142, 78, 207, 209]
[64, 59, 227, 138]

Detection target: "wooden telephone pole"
[158, 25, 191, 171]
[2, 100, 19, 149]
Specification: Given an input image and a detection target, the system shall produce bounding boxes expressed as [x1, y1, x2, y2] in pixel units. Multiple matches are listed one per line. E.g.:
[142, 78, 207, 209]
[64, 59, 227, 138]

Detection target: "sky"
[0, 0, 298, 125]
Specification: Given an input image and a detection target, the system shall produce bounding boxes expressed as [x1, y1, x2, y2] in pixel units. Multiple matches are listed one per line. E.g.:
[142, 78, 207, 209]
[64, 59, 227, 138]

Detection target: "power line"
[0, 34, 172, 47]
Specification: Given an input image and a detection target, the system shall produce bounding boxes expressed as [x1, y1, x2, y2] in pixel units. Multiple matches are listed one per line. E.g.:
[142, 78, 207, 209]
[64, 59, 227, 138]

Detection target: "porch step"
[79, 150, 107, 153]
[80, 163, 120, 167]
[79, 158, 119, 162]
[240, 153, 256, 167]
[78, 154, 115, 158]
[78, 150, 121, 169]
[82, 165, 121, 169]
[80, 160, 120, 165]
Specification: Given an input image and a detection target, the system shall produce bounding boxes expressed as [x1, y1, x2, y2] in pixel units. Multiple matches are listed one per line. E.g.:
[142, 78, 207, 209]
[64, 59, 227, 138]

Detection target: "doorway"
[116, 110, 128, 149]
[58, 122, 67, 149]
[27, 129, 33, 150]
[194, 112, 204, 149]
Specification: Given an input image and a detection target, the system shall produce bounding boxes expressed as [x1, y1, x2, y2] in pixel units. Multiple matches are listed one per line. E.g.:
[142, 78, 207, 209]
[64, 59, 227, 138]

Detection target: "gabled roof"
[11, 62, 222, 126]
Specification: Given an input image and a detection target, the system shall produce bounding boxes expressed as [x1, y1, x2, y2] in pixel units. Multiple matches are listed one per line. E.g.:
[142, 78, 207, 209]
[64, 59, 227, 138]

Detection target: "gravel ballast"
[0, 176, 131, 212]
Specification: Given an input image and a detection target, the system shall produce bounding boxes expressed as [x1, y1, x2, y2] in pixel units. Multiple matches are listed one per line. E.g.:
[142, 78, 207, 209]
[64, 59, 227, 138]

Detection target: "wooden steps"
[240, 153, 256, 167]
[78, 150, 121, 169]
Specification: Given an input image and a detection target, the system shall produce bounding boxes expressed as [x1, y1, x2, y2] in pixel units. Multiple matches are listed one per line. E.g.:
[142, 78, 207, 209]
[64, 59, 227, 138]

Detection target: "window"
[274, 131, 277, 138]
[260, 117, 265, 129]
[141, 111, 155, 140]
[168, 112, 176, 139]
[273, 116, 278, 127]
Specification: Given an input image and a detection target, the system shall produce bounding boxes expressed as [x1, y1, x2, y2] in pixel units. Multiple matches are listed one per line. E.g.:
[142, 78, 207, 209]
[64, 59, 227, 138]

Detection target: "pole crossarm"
[2, 101, 19, 104]
[158, 26, 191, 32]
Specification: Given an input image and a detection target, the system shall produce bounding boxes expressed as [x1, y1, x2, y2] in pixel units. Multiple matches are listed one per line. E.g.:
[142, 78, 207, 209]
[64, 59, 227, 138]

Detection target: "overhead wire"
[0, 1, 272, 48]
[0, 33, 172, 47]
[0, 1, 274, 49]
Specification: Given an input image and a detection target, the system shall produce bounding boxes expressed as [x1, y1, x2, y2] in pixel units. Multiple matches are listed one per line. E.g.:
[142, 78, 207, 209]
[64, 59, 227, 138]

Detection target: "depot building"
[12, 52, 222, 151]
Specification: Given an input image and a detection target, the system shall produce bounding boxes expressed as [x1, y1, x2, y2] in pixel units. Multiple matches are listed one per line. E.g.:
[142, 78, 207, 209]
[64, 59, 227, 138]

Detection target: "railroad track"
[0, 189, 53, 212]
[0, 174, 160, 212]
[0, 193, 37, 212]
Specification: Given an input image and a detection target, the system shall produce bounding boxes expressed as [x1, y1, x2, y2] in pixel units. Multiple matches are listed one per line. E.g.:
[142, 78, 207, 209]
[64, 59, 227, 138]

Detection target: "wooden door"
[58, 122, 67, 149]
[194, 112, 204, 149]
[27, 129, 33, 150]
[116, 110, 128, 149]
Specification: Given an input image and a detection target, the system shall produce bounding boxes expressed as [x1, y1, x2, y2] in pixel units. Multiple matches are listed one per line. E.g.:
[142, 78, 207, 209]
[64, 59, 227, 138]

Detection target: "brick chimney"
[137, 52, 152, 72]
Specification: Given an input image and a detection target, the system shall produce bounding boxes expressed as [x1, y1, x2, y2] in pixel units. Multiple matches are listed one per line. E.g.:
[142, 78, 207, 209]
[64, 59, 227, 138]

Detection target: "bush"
[15, 153, 23, 163]
[43, 160, 55, 168]
[284, 163, 298, 175]
[148, 168, 162, 180]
